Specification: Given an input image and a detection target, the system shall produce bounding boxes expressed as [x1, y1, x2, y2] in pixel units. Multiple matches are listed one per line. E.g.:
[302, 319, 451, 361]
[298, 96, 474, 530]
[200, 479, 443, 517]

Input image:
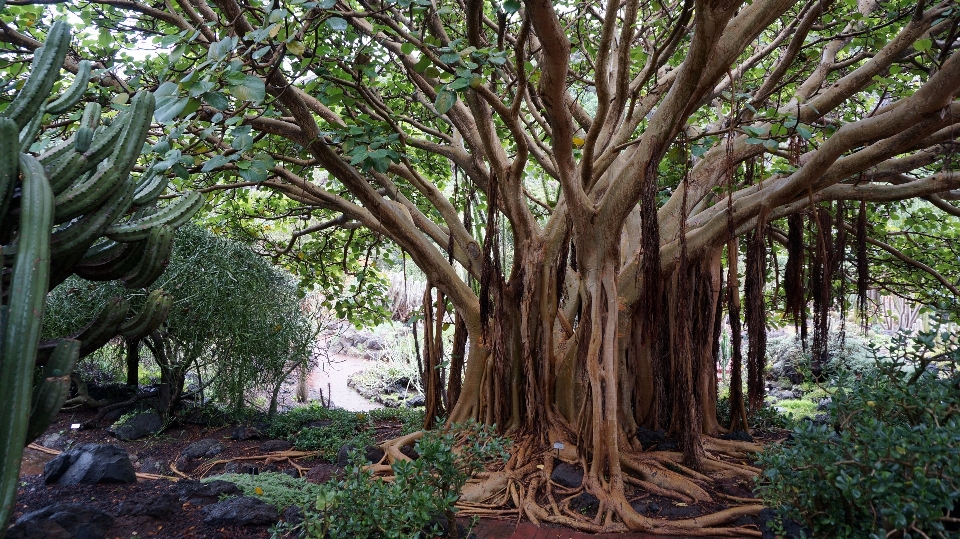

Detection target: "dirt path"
[307, 354, 380, 411]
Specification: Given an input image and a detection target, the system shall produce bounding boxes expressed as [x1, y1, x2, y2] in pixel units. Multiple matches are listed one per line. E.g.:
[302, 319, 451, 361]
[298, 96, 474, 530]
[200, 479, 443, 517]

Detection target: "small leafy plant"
[757, 315, 960, 539]
[206, 472, 325, 512]
[281, 422, 509, 539]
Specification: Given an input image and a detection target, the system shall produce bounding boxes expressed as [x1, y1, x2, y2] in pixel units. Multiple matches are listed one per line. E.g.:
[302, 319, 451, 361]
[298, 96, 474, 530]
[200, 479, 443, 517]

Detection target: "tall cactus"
[0, 22, 203, 536]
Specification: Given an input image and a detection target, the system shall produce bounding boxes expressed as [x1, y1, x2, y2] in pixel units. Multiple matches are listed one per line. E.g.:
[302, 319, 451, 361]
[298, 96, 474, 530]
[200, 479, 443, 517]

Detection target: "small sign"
[553, 442, 564, 450]
[70, 423, 81, 430]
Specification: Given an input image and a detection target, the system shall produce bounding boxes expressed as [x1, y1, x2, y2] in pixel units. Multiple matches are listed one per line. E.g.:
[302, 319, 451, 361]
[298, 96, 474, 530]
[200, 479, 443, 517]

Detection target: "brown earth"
[14, 407, 784, 539]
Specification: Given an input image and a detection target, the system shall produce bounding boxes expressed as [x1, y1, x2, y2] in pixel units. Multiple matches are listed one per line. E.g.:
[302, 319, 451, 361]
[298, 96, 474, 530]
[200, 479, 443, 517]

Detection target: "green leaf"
[154, 82, 188, 123]
[796, 124, 813, 140]
[203, 91, 229, 111]
[434, 89, 456, 114]
[401, 42, 416, 55]
[326, 17, 348, 31]
[914, 38, 932, 52]
[503, 0, 520, 13]
[231, 75, 266, 103]
[202, 154, 230, 172]
[287, 40, 305, 56]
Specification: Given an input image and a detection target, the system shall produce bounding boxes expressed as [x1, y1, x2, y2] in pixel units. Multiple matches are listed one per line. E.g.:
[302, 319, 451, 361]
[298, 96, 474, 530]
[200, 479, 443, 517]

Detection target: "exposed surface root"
[426, 433, 769, 535]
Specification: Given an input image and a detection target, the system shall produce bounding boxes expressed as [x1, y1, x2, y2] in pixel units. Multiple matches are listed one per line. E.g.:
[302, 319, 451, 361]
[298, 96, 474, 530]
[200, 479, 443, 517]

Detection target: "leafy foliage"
[757, 318, 960, 539]
[43, 225, 317, 413]
[283, 422, 510, 539]
[206, 472, 326, 512]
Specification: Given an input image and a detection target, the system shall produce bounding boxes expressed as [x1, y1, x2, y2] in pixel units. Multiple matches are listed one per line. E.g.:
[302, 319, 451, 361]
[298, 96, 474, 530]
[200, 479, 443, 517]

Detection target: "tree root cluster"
[373, 431, 767, 537]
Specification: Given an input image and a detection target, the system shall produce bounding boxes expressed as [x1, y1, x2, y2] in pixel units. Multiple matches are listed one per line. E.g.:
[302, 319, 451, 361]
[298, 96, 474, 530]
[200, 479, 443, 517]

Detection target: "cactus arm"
[0, 153, 54, 535]
[46, 60, 91, 115]
[119, 290, 173, 340]
[53, 163, 123, 223]
[122, 225, 174, 289]
[76, 296, 130, 358]
[80, 102, 101, 129]
[74, 239, 149, 281]
[0, 119, 17, 225]
[0, 21, 70, 129]
[106, 191, 204, 242]
[132, 168, 169, 207]
[25, 339, 80, 444]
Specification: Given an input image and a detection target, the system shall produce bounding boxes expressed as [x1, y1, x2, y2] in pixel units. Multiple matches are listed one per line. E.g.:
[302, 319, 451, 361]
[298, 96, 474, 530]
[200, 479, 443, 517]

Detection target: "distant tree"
[44, 225, 318, 419]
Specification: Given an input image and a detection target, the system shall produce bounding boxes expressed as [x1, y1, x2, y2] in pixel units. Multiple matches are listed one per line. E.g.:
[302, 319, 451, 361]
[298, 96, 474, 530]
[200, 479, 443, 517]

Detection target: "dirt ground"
[14, 407, 783, 539]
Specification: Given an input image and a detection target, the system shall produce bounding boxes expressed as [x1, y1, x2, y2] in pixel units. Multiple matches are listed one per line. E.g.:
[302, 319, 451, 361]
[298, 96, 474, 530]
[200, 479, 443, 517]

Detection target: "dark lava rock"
[44, 444, 137, 485]
[138, 456, 169, 475]
[306, 463, 342, 483]
[118, 491, 181, 519]
[283, 505, 304, 527]
[720, 430, 755, 442]
[283, 468, 300, 479]
[181, 438, 224, 459]
[405, 394, 426, 407]
[817, 397, 833, 410]
[177, 479, 242, 505]
[635, 427, 666, 449]
[203, 496, 279, 527]
[759, 508, 811, 539]
[550, 462, 583, 488]
[569, 491, 600, 515]
[231, 426, 263, 440]
[303, 419, 333, 429]
[337, 444, 385, 467]
[40, 433, 69, 450]
[418, 513, 475, 539]
[6, 503, 113, 539]
[102, 406, 133, 424]
[260, 439, 294, 452]
[110, 412, 163, 441]
[652, 440, 680, 452]
[400, 444, 420, 460]
[262, 464, 281, 473]
[630, 501, 660, 514]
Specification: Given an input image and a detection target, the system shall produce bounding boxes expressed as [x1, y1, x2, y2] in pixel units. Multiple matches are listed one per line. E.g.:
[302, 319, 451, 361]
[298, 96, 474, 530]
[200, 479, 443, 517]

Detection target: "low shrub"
[206, 472, 325, 512]
[774, 399, 818, 420]
[757, 322, 960, 539]
[716, 394, 790, 430]
[281, 422, 510, 539]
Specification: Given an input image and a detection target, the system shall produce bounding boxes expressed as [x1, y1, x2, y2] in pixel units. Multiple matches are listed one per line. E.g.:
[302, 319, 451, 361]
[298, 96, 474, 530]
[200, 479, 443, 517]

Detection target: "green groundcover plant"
[272, 421, 509, 539]
[757, 319, 960, 539]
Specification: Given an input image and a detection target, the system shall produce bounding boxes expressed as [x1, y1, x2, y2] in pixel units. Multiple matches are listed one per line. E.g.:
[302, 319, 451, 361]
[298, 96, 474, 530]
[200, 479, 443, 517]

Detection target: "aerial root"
[377, 430, 424, 465]
[702, 436, 763, 457]
[371, 432, 768, 536]
[623, 475, 694, 503]
[620, 454, 713, 502]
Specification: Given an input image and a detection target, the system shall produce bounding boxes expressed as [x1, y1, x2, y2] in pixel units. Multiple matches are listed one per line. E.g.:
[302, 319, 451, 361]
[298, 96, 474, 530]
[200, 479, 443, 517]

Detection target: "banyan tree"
[2, 0, 959, 533]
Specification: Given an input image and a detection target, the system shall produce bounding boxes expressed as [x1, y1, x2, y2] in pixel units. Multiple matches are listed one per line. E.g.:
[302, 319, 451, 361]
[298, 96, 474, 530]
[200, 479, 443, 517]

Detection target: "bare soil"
[14, 408, 785, 538]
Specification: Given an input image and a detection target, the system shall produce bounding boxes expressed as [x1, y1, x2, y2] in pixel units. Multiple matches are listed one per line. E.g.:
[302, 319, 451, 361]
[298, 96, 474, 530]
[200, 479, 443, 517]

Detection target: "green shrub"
[283, 422, 510, 539]
[205, 472, 325, 512]
[757, 332, 960, 539]
[775, 399, 818, 420]
[266, 404, 376, 461]
[716, 394, 790, 430]
[368, 407, 426, 436]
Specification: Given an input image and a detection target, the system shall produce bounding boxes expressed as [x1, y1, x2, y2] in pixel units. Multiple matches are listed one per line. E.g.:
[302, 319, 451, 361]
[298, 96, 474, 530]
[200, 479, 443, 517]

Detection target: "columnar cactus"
[0, 22, 202, 535]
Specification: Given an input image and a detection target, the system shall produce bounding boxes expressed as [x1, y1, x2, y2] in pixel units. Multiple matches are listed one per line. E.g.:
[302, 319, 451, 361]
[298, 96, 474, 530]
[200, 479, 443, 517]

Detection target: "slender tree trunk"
[125, 337, 140, 387]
